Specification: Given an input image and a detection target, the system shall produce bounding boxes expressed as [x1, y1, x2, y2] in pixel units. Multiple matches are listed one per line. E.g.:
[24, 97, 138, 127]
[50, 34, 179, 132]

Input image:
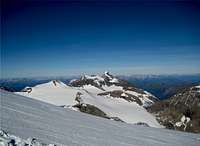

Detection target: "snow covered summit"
[16, 72, 160, 127]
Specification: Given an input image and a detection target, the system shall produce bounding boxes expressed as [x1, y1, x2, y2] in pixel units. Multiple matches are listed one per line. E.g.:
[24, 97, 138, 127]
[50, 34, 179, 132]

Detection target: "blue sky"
[1, 0, 200, 78]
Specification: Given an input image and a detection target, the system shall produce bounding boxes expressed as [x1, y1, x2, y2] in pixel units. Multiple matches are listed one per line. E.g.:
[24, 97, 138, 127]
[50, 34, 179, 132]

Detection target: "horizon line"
[1, 73, 200, 80]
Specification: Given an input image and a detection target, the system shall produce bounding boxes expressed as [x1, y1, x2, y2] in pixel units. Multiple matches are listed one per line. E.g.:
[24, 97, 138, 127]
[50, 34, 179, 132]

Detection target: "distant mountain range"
[119, 74, 200, 99]
[1, 74, 200, 99]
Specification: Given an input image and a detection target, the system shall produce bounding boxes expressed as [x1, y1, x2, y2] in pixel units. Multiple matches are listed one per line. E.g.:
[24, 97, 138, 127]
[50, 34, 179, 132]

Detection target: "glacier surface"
[1, 90, 200, 146]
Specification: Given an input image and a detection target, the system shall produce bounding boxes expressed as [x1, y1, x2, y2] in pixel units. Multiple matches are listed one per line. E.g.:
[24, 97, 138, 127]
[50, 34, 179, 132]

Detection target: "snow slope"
[0, 130, 56, 146]
[1, 90, 200, 146]
[17, 80, 79, 106]
[16, 80, 160, 127]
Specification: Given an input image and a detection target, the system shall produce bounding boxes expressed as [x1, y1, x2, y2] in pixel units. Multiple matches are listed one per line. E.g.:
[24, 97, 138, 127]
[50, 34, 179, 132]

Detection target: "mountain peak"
[47, 80, 67, 87]
[51, 80, 60, 86]
[104, 71, 110, 76]
[16, 72, 160, 127]
[70, 72, 120, 88]
[104, 71, 114, 80]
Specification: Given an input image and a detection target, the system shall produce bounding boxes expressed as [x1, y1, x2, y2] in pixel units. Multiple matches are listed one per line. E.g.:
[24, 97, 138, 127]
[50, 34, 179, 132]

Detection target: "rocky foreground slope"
[147, 85, 200, 133]
[1, 90, 200, 146]
[16, 72, 160, 127]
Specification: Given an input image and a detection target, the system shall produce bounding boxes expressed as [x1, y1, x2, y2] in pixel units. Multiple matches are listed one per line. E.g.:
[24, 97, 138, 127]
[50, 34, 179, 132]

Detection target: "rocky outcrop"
[147, 85, 200, 133]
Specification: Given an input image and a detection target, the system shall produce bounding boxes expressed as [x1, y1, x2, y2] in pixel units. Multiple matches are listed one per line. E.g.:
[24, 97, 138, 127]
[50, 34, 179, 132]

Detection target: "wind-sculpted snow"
[1, 90, 200, 146]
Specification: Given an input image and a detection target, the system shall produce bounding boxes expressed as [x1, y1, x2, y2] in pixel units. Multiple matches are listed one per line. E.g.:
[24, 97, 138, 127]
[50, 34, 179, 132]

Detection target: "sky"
[1, 0, 200, 78]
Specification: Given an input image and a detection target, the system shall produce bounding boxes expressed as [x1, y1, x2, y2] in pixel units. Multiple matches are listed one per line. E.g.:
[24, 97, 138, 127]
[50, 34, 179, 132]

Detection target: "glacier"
[15, 80, 160, 127]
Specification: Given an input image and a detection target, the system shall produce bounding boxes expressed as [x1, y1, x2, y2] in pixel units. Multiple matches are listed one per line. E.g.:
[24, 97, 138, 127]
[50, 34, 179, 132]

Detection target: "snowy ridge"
[18, 80, 78, 106]
[16, 73, 160, 127]
[1, 90, 200, 146]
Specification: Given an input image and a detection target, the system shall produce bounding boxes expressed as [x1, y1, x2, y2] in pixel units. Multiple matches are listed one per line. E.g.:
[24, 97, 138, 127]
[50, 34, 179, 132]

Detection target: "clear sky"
[1, 0, 200, 78]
